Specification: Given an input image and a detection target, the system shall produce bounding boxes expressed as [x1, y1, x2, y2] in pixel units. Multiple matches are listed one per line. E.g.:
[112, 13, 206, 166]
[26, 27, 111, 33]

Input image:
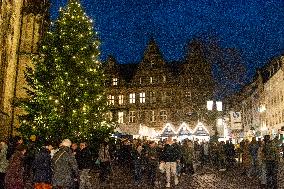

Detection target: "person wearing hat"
[52, 139, 79, 189]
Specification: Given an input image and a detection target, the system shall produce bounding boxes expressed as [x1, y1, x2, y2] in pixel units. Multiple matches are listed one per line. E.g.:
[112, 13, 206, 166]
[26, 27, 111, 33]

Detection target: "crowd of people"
[0, 134, 283, 189]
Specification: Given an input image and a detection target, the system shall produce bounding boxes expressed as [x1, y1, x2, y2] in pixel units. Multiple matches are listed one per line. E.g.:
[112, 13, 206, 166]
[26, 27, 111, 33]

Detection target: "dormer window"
[150, 60, 155, 67]
[113, 78, 118, 86]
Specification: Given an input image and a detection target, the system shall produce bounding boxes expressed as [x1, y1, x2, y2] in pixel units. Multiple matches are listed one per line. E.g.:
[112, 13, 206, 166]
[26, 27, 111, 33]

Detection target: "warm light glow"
[176, 122, 193, 134]
[217, 118, 223, 125]
[193, 122, 210, 134]
[207, 100, 213, 110]
[259, 104, 266, 113]
[160, 123, 177, 135]
[216, 101, 222, 111]
[261, 126, 268, 131]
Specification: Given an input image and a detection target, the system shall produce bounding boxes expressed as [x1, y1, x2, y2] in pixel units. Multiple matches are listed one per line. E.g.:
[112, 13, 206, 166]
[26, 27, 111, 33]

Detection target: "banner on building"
[230, 111, 242, 129]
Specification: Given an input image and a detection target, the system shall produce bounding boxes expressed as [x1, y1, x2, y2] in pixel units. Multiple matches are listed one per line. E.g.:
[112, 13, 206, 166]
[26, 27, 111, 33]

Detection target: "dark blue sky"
[50, 0, 283, 77]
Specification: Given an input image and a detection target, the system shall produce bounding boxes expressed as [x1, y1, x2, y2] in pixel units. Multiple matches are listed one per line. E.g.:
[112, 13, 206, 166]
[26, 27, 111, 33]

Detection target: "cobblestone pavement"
[23, 162, 284, 189]
[90, 163, 284, 189]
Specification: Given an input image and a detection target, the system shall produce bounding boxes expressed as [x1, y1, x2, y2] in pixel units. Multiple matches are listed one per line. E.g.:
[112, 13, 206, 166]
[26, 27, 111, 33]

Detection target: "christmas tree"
[18, 0, 112, 143]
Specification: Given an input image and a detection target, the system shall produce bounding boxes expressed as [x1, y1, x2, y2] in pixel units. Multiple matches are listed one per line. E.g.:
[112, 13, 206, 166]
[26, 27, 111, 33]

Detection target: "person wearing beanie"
[52, 139, 79, 189]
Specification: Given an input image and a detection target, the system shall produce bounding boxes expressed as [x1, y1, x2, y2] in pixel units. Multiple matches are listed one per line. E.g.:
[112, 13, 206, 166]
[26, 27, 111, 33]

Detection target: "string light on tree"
[18, 0, 113, 144]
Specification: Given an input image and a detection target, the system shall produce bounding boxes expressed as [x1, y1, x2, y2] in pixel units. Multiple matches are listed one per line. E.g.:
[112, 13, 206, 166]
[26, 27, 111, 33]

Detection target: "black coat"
[76, 147, 92, 170]
[161, 143, 181, 162]
[32, 147, 52, 184]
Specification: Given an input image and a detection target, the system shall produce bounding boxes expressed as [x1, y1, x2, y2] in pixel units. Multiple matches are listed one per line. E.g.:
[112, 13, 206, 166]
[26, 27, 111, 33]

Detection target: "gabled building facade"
[229, 54, 284, 140]
[104, 38, 214, 136]
[261, 55, 284, 137]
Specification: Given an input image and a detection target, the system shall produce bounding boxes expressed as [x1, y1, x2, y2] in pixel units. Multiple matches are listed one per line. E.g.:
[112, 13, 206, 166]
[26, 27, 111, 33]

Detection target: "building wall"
[0, 0, 49, 138]
[105, 39, 214, 136]
[263, 57, 284, 137]
[237, 55, 284, 139]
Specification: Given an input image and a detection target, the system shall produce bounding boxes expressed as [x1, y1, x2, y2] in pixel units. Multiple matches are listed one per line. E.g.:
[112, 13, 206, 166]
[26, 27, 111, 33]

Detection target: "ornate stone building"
[228, 54, 284, 140]
[261, 55, 284, 137]
[0, 0, 49, 138]
[104, 38, 214, 136]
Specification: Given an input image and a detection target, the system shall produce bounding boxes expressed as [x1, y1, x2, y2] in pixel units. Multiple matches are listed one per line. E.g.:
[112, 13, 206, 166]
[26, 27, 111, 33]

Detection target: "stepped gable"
[131, 37, 174, 85]
[105, 55, 120, 74]
[140, 37, 165, 69]
[104, 55, 138, 84]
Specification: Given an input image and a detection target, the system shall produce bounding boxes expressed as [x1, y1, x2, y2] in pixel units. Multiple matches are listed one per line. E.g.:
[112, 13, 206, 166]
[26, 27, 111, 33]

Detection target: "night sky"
[50, 0, 283, 77]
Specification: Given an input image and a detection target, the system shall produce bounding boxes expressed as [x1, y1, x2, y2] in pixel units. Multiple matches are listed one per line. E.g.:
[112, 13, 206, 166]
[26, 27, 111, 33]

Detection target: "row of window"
[112, 76, 167, 86]
[113, 110, 168, 123]
[267, 109, 284, 126]
[107, 91, 192, 105]
[267, 90, 284, 106]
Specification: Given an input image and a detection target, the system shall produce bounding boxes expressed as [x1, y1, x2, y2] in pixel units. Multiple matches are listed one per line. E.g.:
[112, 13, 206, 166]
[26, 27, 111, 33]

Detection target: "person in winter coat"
[32, 142, 53, 189]
[248, 137, 259, 177]
[241, 139, 251, 176]
[0, 141, 9, 189]
[131, 142, 145, 186]
[52, 139, 79, 189]
[76, 142, 92, 189]
[181, 139, 194, 175]
[262, 135, 279, 189]
[145, 141, 159, 188]
[4, 144, 27, 189]
[98, 140, 111, 183]
[6, 136, 23, 160]
[160, 137, 181, 188]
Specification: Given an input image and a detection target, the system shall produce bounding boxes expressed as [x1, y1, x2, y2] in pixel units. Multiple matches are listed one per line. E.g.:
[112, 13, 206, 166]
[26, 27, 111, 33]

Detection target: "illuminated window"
[129, 93, 135, 104]
[163, 76, 166, 82]
[118, 95, 124, 105]
[150, 110, 156, 122]
[160, 110, 167, 121]
[150, 92, 156, 103]
[107, 95, 114, 105]
[129, 111, 135, 123]
[113, 78, 118, 86]
[161, 92, 167, 102]
[118, 112, 124, 123]
[150, 77, 153, 84]
[140, 92, 145, 103]
[139, 77, 142, 84]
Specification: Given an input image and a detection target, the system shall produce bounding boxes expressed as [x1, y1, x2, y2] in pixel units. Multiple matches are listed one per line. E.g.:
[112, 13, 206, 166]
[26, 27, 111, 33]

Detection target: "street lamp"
[207, 100, 223, 140]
